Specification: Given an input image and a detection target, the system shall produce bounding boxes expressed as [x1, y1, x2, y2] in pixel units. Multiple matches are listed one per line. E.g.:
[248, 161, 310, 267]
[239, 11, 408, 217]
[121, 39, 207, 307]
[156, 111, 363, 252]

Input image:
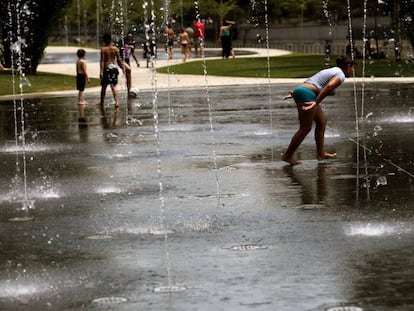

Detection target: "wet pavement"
[0, 81, 414, 311]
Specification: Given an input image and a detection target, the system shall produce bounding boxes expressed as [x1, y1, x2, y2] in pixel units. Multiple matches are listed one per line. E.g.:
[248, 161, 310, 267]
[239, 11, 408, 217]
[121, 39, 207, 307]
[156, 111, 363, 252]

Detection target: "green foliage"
[0, 0, 70, 74]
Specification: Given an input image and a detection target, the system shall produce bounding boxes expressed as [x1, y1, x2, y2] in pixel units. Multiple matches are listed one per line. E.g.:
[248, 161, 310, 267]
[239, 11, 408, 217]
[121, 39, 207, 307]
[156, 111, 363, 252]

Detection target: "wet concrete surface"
[0, 82, 414, 310]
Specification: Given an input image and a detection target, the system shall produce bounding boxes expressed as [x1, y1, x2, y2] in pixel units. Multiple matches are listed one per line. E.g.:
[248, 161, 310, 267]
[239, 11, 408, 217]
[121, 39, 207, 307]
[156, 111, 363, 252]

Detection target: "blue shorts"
[292, 86, 316, 103]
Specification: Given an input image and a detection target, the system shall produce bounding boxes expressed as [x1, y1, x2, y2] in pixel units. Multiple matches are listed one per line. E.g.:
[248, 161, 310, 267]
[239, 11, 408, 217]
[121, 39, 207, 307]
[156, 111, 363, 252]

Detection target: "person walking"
[99, 33, 125, 110]
[75, 48, 90, 105]
[282, 56, 356, 165]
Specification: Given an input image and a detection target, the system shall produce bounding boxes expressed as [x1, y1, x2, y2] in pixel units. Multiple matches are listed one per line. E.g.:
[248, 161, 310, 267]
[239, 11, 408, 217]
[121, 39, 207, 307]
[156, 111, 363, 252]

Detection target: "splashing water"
[251, 0, 274, 158]
[143, 0, 177, 292]
[322, 0, 333, 38]
[322, 0, 333, 65]
[8, 0, 33, 210]
[193, 0, 221, 207]
[346, 0, 371, 201]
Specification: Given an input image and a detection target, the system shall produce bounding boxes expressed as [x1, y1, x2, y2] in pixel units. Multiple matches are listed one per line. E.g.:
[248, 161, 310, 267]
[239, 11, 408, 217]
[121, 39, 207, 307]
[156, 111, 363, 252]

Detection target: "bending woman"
[282, 56, 356, 165]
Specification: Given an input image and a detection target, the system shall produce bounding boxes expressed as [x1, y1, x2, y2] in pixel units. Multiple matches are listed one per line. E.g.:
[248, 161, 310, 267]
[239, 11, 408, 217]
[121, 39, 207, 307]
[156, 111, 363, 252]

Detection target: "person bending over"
[282, 56, 356, 165]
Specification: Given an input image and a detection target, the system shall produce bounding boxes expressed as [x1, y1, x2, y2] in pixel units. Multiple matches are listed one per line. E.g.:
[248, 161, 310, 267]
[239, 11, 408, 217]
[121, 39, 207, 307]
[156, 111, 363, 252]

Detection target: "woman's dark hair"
[336, 55, 356, 68]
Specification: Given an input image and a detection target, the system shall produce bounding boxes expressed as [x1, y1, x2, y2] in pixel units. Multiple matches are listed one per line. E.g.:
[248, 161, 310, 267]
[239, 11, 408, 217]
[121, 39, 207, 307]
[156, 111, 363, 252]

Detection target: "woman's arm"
[315, 76, 342, 105]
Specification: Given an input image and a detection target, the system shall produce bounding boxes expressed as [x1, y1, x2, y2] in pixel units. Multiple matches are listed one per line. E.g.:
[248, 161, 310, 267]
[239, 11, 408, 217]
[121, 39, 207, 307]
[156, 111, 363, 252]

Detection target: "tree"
[401, 1, 414, 50]
[0, 0, 69, 74]
[392, 0, 414, 51]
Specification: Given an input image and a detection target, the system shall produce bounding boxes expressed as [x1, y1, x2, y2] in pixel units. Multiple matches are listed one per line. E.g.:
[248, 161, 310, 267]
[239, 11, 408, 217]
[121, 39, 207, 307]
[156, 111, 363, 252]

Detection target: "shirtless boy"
[76, 48, 90, 105]
[99, 33, 126, 110]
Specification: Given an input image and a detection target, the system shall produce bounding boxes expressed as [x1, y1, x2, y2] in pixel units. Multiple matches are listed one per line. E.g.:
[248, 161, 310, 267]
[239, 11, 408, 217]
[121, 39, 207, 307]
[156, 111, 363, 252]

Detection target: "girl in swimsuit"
[282, 56, 356, 165]
[178, 28, 190, 62]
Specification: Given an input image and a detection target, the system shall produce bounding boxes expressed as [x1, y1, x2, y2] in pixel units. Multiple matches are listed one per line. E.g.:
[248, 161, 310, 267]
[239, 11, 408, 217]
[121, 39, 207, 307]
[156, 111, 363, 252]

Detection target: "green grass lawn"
[1, 53, 412, 97]
[157, 53, 414, 78]
[0, 71, 100, 97]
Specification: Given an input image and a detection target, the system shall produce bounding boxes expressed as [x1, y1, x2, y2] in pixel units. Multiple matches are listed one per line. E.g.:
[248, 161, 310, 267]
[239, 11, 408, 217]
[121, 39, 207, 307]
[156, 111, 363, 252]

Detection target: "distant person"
[76, 48, 90, 105]
[193, 19, 205, 57]
[282, 56, 356, 165]
[164, 24, 175, 59]
[142, 27, 157, 67]
[185, 24, 194, 58]
[346, 42, 361, 58]
[120, 32, 140, 94]
[99, 33, 125, 110]
[364, 40, 372, 58]
[178, 27, 190, 62]
[219, 20, 235, 59]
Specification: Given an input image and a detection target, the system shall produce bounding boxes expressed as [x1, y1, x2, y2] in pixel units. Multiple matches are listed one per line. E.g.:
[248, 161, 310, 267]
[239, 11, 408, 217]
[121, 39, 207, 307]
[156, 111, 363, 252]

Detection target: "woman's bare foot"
[317, 152, 337, 161]
[282, 153, 301, 165]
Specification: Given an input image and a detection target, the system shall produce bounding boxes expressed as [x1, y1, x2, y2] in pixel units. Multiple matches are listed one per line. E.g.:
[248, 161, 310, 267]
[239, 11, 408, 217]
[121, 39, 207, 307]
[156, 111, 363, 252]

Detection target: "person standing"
[99, 33, 125, 110]
[178, 27, 190, 62]
[164, 24, 175, 59]
[219, 20, 235, 59]
[193, 19, 205, 57]
[184, 24, 194, 58]
[282, 56, 356, 165]
[120, 32, 140, 94]
[76, 48, 90, 105]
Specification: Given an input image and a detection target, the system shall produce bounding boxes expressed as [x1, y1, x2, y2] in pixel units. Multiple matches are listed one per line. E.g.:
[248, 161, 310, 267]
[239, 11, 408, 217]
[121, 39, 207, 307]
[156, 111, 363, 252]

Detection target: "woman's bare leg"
[314, 105, 336, 160]
[282, 104, 316, 165]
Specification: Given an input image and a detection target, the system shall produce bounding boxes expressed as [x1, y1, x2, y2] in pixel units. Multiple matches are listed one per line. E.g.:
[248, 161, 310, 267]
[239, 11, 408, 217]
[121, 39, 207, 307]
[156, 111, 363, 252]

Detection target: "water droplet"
[8, 216, 34, 222]
[326, 306, 363, 311]
[302, 204, 325, 210]
[153, 285, 186, 293]
[91, 296, 128, 305]
[375, 176, 387, 187]
[84, 235, 113, 240]
[226, 245, 268, 251]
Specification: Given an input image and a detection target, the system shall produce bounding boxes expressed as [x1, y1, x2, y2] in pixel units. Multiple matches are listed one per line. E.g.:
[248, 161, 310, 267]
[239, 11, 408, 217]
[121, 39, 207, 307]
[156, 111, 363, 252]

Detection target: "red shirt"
[194, 21, 205, 39]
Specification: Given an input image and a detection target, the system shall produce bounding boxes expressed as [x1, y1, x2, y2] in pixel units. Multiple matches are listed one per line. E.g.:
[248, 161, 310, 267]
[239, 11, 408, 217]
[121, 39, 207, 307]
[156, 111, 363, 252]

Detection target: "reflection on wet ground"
[0, 83, 413, 310]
